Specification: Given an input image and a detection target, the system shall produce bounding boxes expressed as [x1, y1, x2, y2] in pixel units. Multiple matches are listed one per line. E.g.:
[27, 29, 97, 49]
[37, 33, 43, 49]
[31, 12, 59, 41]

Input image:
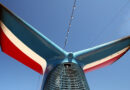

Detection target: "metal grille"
[44, 63, 90, 90]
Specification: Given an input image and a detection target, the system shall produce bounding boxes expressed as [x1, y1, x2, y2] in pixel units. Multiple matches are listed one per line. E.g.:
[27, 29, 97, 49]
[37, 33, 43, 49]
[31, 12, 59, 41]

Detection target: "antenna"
[63, 0, 77, 49]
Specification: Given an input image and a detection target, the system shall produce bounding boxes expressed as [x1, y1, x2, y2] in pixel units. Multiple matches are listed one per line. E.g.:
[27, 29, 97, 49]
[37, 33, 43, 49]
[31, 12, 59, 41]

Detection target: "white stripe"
[83, 47, 129, 70]
[0, 21, 47, 73]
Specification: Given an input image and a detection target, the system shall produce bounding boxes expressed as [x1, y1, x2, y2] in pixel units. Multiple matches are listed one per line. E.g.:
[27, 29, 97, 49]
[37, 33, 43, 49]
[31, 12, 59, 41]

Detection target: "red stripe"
[0, 27, 2, 45]
[0, 27, 43, 74]
[84, 49, 129, 73]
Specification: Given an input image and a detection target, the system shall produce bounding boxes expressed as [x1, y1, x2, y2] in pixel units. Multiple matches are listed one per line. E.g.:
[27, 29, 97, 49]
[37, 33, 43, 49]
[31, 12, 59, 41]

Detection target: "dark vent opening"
[64, 63, 71, 68]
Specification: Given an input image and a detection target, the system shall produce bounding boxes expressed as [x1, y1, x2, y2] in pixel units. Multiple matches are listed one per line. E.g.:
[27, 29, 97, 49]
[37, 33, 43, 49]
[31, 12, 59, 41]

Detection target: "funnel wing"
[0, 4, 66, 74]
[74, 36, 130, 73]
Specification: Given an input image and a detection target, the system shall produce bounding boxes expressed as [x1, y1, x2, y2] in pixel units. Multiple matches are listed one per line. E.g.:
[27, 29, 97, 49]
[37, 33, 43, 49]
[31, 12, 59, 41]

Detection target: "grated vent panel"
[44, 63, 90, 90]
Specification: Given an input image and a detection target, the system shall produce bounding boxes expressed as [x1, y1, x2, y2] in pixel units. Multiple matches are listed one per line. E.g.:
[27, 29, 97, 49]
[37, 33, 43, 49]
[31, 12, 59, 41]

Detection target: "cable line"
[87, 0, 130, 47]
[64, 0, 77, 49]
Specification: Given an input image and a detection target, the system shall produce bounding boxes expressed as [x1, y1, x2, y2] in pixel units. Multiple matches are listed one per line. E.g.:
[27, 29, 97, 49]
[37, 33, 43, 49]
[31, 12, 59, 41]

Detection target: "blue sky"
[0, 0, 130, 90]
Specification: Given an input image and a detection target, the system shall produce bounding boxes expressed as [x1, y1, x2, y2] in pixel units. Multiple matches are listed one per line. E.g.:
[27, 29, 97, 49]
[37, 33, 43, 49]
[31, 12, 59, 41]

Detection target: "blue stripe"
[74, 37, 130, 65]
[1, 6, 67, 62]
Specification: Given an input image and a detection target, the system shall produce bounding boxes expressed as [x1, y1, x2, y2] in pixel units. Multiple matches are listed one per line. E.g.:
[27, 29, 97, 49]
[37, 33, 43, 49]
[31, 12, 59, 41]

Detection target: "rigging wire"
[87, 0, 130, 47]
[39, 75, 44, 90]
[36, 74, 44, 90]
[63, 0, 77, 49]
[35, 74, 42, 90]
